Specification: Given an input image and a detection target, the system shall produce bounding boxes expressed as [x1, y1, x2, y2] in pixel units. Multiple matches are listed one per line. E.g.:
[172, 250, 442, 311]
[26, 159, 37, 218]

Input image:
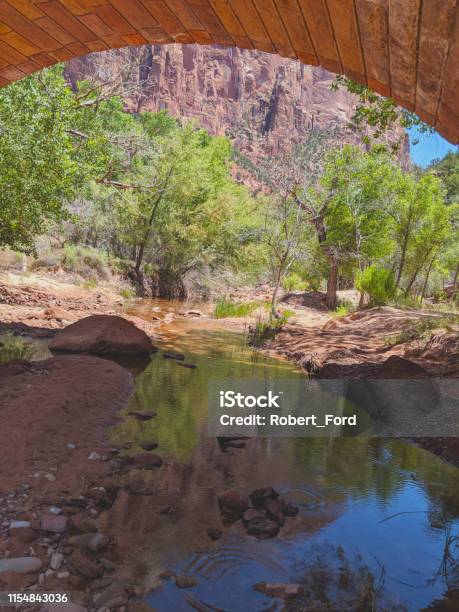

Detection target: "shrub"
[249, 311, 293, 346]
[214, 299, 259, 319]
[331, 298, 356, 318]
[356, 265, 395, 307]
[282, 272, 307, 292]
[386, 315, 457, 346]
[0, 333, 36, 365]
[119, 287, 135, 300]
[62, 245, 110, 280]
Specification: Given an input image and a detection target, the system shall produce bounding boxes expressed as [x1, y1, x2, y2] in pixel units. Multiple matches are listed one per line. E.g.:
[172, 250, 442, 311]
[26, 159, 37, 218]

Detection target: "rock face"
[65, 45, 410, 168]
[49, 315, 155, 356]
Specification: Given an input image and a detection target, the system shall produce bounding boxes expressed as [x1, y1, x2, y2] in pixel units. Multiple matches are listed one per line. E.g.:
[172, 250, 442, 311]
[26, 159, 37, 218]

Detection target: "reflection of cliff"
[65, 44, 410, 165]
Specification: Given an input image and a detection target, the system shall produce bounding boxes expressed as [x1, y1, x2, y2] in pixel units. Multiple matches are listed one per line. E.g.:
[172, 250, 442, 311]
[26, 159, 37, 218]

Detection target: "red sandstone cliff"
[65, 44, 409, 165]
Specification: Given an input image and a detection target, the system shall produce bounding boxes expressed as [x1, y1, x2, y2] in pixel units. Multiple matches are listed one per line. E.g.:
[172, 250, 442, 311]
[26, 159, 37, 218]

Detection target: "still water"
[112, 299, 459, 611]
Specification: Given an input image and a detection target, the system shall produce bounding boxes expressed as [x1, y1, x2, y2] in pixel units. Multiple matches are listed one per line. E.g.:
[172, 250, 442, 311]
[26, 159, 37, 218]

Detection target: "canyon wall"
[66, 44, 410, 165]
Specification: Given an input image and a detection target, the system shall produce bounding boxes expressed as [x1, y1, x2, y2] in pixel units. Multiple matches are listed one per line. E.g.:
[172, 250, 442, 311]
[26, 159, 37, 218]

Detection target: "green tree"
[293, 146, 399, 309]
[388, 174, 454, 297]
[0, 65, 130, 253]
[425, 151, 459, 205]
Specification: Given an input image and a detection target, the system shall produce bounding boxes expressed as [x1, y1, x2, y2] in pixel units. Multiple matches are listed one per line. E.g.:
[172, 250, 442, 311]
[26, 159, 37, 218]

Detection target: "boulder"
[49, 315, 155, 356]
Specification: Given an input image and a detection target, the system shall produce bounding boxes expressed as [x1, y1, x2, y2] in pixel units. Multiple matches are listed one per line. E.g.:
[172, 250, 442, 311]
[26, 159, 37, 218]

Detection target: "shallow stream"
[105, 299, 459, 611]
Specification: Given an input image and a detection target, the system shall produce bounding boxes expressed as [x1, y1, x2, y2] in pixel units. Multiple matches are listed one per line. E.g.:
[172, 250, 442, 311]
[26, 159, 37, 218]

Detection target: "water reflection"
[109, 303, 459, 611]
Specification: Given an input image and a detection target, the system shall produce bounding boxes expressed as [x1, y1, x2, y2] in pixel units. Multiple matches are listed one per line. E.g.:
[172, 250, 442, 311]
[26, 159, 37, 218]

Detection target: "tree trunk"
[134, 165, 175, 274]
[404, 248, 434, 298]
[271, 263, 284, 316]
[326, 257, 339, 310]
[449, 262, 459, 302]
[395, 231, 409, 290]
[420, 255, 436, 301]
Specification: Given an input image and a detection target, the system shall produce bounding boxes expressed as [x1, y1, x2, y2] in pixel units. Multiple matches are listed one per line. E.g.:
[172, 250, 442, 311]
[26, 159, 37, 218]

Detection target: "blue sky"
[408, 126, 458, 167]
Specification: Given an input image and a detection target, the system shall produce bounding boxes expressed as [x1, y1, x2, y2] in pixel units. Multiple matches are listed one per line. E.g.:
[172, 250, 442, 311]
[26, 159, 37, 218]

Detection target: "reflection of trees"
[288, 437, 459, 518]
[112, 327, 459, 520]
[111, 332, 302, 461]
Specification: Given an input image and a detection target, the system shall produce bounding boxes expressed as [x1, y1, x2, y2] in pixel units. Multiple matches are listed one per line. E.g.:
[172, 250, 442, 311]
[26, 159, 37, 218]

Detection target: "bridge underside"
[0, 1, 457, 143]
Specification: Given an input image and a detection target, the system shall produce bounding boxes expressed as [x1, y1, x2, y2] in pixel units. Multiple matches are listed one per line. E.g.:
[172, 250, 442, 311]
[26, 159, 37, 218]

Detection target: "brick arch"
[0, 0, 457, 143]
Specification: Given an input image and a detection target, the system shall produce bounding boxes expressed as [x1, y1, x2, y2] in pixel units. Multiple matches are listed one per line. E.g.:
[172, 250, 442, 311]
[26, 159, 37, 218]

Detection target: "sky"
[408, 126, 458, 167]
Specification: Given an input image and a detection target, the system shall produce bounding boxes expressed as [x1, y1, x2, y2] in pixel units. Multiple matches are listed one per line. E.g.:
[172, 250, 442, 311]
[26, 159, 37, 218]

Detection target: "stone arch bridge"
[0, 0, 457, 142]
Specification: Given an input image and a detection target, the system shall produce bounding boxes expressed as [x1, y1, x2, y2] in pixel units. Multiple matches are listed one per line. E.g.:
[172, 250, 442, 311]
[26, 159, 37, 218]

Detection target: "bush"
[356, 265, 395, 307]
[249, 311, 293, 346]
[62, 245, 110, 280]
[332, 300, 355, 317]
[0, 333, 36, 365]
[282, 272, 307, 292]
[214, 299, 259, 319]
[119, 287, 135, 300]
[386, 315, 456, 346]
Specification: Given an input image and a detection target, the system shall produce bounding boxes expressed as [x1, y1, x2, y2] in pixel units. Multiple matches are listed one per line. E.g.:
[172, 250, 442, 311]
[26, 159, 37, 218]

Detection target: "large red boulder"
[49, 315, 155, 356]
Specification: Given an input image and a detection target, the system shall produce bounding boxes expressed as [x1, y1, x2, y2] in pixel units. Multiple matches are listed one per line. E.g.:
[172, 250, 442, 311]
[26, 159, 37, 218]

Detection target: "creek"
[103, 298, 459, 611]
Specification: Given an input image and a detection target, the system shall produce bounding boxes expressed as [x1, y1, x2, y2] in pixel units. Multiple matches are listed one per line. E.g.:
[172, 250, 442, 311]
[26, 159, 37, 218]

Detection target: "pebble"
[41, 513, 67, 534]
[88, 452, 101, 461]
[0, 557, 42, 574]
[45, 473, 56, 482]
[10, 520, 30, 529]
[57, 571, 70, 579]
[67, 443, 77, 449]
[49, 506, 62, 515]
[50, 552, 64, 570]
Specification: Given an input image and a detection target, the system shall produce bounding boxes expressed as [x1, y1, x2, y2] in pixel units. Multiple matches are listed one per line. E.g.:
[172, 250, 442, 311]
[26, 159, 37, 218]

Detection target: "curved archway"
[0, 0, 457, 143]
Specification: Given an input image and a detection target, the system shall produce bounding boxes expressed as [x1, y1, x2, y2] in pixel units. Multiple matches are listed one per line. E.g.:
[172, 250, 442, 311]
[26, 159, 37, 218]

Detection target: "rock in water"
[253, 583, 304, 599]
[175, 574, 197, 589]
[49, 315, 155, 356]
[206, 528, 223, 541]
[0, 557, 42, 574]
[140, 441, 158, 451]
[249, 487, 279, 509]
[163, 351, 185, 361]
[245, 516, 280, 539]
[128, 410, 156, 421]
[218, 490, 249, 522]
[133, 453, 163, 469]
